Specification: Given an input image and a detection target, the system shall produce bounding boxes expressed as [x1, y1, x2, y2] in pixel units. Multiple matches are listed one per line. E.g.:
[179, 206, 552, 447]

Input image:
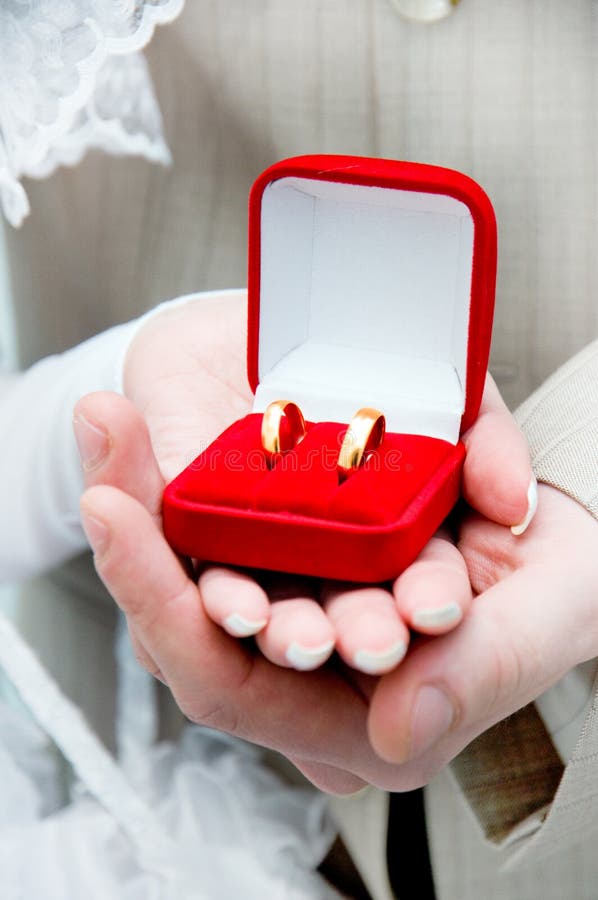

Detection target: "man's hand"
[367, 484, 598, 788]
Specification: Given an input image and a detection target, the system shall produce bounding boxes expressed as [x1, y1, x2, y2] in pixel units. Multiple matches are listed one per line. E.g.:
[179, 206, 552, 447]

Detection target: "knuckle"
[133, 649, 163, 682]
[477, 608, 534, 713]
[458, 521, 520, 595]
[134, 580, 196, 637]
[186, 697, 241, 736]
[132, 646, 150, 669]
[176, 655, 255, 738]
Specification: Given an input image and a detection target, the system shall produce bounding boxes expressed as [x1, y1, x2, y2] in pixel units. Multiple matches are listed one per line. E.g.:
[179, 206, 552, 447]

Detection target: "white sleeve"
[0, 320, 139, 583]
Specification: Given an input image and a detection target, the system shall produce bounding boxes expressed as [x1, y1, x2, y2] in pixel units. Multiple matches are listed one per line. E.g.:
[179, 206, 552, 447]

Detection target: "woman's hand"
[74, 291, 535, 676]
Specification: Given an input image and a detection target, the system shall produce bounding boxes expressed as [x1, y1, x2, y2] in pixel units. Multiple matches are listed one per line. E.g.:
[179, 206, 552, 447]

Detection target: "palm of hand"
[123, 291, 252, 484]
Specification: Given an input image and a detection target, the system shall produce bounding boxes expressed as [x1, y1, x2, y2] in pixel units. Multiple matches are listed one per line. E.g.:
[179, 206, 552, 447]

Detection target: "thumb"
[462, 375, 536, 534]
[73, 391, 164, 519]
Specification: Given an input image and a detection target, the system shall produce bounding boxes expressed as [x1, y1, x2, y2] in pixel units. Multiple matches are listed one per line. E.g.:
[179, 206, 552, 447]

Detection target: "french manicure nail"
[286, 640, 335, 671]
[223, 613, 268, 637]
[353, 640, 407, 675]
[73, 415, 110, 472]
[412, 603, 463, 629]
[511, 475, 538, 536]
[80, 510, 110, 557]
[409, 685, 455, 759]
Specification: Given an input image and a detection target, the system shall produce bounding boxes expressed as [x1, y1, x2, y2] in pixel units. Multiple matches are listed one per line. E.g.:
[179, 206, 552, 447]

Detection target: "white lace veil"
[0, 0, 184, 226]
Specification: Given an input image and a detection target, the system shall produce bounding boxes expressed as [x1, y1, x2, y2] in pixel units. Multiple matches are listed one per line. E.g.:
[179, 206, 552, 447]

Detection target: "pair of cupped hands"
[74, 292, 598, 794]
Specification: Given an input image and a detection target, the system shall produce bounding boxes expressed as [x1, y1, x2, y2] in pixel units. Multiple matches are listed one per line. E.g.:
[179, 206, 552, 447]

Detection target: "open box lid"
[247, 155, 496, 444]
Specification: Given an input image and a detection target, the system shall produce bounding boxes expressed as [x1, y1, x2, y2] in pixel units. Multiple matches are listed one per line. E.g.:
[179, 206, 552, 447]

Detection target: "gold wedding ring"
[261, 400, 307, 466]
[337, 408, 386, 481]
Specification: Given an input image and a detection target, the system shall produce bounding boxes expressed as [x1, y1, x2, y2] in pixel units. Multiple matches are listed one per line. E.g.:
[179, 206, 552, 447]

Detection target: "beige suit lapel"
[328, 788, 394, 900]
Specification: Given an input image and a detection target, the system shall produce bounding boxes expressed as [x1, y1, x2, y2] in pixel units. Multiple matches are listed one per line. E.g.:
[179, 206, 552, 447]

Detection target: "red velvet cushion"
[176, 414, 267, 508]
[329, 434, 455, 525]
[175, 414, 456, 527]
[256, 422, 345, 517]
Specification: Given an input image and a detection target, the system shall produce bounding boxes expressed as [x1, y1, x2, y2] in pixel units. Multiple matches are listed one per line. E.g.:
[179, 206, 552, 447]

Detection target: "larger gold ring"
[337, 408, 386, 481]
[261, 400, 307, 467]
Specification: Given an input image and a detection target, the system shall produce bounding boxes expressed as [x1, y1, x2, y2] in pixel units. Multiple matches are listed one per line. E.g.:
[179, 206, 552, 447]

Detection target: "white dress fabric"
[0, 627, 337, 900]
[0, 319, 137, 580]
[0, 581, 337, 900]
[0, 0, 183, 227]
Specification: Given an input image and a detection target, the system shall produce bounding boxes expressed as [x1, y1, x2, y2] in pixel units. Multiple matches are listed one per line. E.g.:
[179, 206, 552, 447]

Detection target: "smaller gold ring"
[261, 400, 307, 466]
[337, 408, 386, 481]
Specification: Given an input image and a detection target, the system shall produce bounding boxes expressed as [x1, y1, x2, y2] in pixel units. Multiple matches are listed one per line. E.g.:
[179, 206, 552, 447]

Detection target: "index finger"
[462, 374, 536, 533]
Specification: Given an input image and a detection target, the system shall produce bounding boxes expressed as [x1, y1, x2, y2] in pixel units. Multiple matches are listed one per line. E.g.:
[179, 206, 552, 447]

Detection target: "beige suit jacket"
[5, 3, 598, 897]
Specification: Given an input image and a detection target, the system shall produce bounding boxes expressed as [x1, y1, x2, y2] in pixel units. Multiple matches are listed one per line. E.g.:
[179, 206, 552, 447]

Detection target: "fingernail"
[353, 640, 407, 675]
[286, 640, 335, 671]
[223, 613, 268, 637]
[412, 603, 462, 629]
[73, 415, 110, 472]
[409, 685, 455, 759]
[80, 510, 110, 556]
[511, 475, 538, 536]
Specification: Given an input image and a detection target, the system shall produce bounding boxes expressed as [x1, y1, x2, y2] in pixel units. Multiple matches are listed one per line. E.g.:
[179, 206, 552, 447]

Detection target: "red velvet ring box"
[163, 155, 497, 582]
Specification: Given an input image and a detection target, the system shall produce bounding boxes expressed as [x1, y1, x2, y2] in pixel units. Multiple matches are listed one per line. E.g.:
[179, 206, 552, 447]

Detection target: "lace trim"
[0, 0, 184, 227]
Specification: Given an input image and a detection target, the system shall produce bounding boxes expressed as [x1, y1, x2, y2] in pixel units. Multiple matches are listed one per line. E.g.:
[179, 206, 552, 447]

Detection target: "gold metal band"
[337, 408, 386, 481]
[261, 400, 307, 466]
